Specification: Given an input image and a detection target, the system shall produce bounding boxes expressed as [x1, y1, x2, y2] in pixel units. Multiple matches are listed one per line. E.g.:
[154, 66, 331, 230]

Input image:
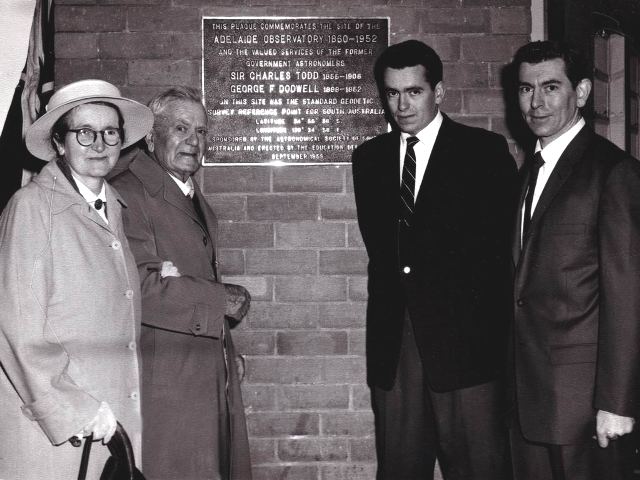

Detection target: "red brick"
[128, 59, 199, 87]
[350, 438, 377, 461]
[246, 303, 318, 329]
[55, 60, 126, 87]
[246, 250, 317, 275]
[348, 276, 368, 301]
[218, 222, 273, 248]
[319, 250, 368, 275]
[440, 89, 463, 114]
[252, 465, 318, 480]
[319, 303, 366, 329]
[99, 33, 173, 59]
[245, 357, 323, 384]
[323, 357, 367, 383]
[278, 438, 349, 462]
[241, 384, 277, 412]
[461, 35, 528, 61]
[351, 385, 372, 410]
[127, 7, 200, 32]
[420, 8, 489, 34]
[273, 166, 345, 193]
[217, 248, 245, 275]
[490, 7, 530, 34]
[247, 412, 319, 437]
[223, 275, 272, 301]
[206, 195, 246, 221]
[275, 276, 347, 302]
[279, 385, 350, 410]
[320, 195, 357, 220]
[276, 222, 345, 248]
[55, 33, 97, 59]
[248, 438, 277, 464]
[444, 63, 490, 88]
[322, 412, 374, 436]
[56, 6, 125, 32]
[233, 331, 276, 355]
[203, 166, 270, 193]
[247, 195, 318, 221]
[464, 0, 528, 5]
[465, 89, 507, 114]
[321, 464, 377, 480]
[277, 331, 348, 355]
[349, 329, 366, 355]
[348, 224, 365, 248]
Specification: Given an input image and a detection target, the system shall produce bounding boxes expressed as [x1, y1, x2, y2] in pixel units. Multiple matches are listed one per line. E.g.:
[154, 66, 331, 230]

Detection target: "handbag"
[77, 422, 145, 480]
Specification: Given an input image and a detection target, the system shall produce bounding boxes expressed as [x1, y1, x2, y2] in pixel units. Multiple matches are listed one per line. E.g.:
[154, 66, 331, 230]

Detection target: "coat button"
[127, 342, 136, 351]
[111, 240, 121, 250]
[125, 289, 134, 299]
[203, 236, 208, 246]
[194, 323, 202, 332]
[517, 298, 525, 307]
[402, 266, 411, 274]
[129, 392, 138, 400]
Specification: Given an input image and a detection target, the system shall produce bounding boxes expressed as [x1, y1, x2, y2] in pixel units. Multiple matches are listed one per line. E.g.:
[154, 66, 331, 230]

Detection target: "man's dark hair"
[374, 40, 443, 91]
[512, 40, 590, 88]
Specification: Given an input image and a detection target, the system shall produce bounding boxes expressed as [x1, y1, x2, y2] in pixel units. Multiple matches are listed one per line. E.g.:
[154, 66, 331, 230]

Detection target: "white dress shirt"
[399, 110, 443, 200]
[167, 172, 195, 198]
[520, 118, 585, 240]
[72, 173, 108, 224]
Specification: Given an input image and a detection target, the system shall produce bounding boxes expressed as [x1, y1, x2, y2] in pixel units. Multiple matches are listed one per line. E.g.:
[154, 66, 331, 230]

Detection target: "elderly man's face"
[148, 99, 207, 181]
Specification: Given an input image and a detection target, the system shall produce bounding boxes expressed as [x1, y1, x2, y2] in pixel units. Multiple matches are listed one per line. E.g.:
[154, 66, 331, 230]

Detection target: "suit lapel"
[519, 127, 592, 251]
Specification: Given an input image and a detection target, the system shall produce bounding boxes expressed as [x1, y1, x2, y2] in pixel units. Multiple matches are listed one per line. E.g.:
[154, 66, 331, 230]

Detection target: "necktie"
[523, 151, 545, 236]
[94, 199, 107, 218]
[400, 136, 419, 226]
[191, 194, 207, 229]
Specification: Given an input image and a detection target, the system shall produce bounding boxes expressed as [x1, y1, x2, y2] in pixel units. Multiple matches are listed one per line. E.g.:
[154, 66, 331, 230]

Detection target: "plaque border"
[200, 16, 390, 167]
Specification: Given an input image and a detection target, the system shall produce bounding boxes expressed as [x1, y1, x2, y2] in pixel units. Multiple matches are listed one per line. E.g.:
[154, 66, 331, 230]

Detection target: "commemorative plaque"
[202, 17, 389, 165]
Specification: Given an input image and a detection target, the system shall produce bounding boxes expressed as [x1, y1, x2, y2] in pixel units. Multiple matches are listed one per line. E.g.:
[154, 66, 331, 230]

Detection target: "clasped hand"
[595, 410, 635, 447]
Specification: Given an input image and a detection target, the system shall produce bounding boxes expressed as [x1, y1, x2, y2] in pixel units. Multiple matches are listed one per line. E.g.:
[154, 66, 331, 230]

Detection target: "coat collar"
[127, 148, 211, 231]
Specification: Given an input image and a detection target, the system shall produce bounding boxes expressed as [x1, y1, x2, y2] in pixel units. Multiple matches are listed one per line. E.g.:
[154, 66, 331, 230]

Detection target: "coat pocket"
[549, 343, 597, 365]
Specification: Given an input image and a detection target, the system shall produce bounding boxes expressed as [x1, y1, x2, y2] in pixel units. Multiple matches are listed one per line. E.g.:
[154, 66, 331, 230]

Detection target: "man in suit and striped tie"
[509, 40, 640, 480]
[352, 39, 518, 479]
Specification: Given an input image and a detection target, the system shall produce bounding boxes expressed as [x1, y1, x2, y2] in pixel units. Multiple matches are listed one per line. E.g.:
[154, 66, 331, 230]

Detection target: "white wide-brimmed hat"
[25, 79, 154, 161]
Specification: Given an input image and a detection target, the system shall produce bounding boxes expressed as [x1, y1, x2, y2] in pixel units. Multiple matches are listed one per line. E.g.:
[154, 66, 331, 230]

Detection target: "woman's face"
[53, 103, 122, 189]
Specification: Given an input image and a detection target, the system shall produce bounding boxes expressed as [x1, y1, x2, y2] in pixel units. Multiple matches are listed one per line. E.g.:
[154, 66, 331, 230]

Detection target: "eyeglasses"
[66, 128, 122, 147]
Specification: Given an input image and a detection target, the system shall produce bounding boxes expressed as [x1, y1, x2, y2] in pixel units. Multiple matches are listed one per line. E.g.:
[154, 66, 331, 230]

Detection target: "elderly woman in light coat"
[0, 79, 153, 478]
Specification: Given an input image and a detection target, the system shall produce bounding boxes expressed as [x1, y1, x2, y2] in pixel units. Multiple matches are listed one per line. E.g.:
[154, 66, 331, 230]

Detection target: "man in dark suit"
[109, 87, 252, 480]
[509, 40, 640, 480]
[352, 39, 518, 479]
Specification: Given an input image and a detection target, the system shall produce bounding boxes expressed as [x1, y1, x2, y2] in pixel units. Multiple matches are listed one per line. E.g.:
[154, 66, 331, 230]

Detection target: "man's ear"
[434, 81, 445, 106]
[52, 135, 65, 157]
[576, 78, 592, 108]
[145, 131, 154, 152]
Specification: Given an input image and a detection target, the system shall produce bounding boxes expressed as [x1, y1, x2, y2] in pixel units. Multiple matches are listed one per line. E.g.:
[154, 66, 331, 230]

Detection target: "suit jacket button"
[517, 298, 525, 307]
[203, 236, 208, 245]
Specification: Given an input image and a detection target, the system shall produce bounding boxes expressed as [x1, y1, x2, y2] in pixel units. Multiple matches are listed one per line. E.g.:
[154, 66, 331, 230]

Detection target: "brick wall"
[55, 1, 531, 479]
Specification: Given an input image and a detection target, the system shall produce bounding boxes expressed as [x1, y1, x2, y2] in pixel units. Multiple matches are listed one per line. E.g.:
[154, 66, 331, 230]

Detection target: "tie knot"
[406, 136, 419, 148]
[94, 199, 105, 210]
[533, 151, 545, 170]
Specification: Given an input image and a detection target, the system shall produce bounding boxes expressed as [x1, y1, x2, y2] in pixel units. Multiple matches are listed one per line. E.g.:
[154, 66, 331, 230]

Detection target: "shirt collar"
[401, 110, 443, 145]
[535, 117, 585, 165]
[167, 171, 195, 198]
[71, 172, 107, 203]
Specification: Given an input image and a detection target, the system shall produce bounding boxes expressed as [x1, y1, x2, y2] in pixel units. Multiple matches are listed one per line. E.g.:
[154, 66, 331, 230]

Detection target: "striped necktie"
[399, 136, 419, 226]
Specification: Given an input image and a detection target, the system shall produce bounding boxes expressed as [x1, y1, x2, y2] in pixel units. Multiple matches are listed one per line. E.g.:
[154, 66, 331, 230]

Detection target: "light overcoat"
[110, 149, 252, 480]
[0, 160, 143, 479]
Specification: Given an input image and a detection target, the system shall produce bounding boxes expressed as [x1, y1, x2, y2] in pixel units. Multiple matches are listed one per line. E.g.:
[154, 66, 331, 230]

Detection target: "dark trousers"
[371, 314, 511, 480]
[510, 418, 635, 480]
